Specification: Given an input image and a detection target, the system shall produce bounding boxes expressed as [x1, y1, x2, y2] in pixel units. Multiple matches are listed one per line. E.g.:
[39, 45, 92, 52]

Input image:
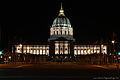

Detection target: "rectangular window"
[78, 50, 80, 55]
[24, 50, 26, 53]
[74, 50, 77, 55]
[55, 42, 59, 55]
[27, 47, 30, 53]
[40, 49, 42, 55]
[81, 50, 83, 55]
[97, 49, 100, 53]
[43, 50, 45, 55]
[34, 50, 36, 54]
[37, 50, 39, 55]
[46, 50, 49, 55]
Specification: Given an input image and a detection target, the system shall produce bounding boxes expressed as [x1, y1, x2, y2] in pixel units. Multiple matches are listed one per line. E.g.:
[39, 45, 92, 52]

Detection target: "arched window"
[68, 30, 69, 35]
[65, 30, 66, 35]
[54, 31, 55, 35]
[61, 30, 62, 35]
[57, 31, 58, 35]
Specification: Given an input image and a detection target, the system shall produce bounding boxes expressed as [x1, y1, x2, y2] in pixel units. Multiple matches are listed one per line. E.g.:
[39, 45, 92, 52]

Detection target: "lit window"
[24, 50, 26, 53]
[74, 50, 77, 55]
[91, 49, 93, 54]
[37, 50, 39, 55]
[84, 49, 87, 55]
[27, 47, 30, 53]
[43, 50, 45, 55]
[97, 49, 100, 53]
[18, 50, 20, 53]
[94, 49, 96, 53]
[78, 50, 80, 55]
[46, 49, 49, 55]
[40, 49, 42, 55]
[30, 49, 33, 54]
[87, 49, 90, 54]
[81, 50, 83, 55]
[34, 50, 36, 54]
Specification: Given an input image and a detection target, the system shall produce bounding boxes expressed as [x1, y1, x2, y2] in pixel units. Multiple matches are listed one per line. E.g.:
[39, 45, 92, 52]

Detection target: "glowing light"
[65, 56, 68, 58]
[9, 56, 11, 59]
[94, 47, 96, 49]
[78, 50, 80, 55]
[114, 50, 116, 52]
[19, 44, 23, 47]
[59, 2, 65, 16]
[0, 56, 3, 58]
[37, 50, 39, 55]
[40, 49, 42, 55]
[74, 50, 77, 55]
[118, 52, 120, 55]
[0, 51, 3, 55]
[118, 57, 120, 59]
[97, 49, 100, 53]
[43, 50, 45, 54]
[112, 40, 115, 44]
[60, 10, 64, 13]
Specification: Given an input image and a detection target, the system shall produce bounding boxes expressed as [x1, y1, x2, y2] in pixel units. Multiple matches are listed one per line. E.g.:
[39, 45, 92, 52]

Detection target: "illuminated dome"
[52, 3, 71, 27]
[48, 3, 75, 42]
[52, 16, 71, 27]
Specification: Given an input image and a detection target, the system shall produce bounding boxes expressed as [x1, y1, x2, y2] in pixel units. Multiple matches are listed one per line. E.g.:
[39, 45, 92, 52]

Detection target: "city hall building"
[12, 4, 107, 63]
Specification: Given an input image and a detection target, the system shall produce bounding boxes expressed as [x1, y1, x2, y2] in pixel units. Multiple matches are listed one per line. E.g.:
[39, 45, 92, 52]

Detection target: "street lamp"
[19, 44, 23, 47]
[0, 51, 3, 55]
[111, 40, 115, 64]
[19, 43, 23, 54]
[101, 44, 104, 47]
[112, 40, 115, 44]
[19, 43, 23, 62]
[118, 52, 120, 56]
[111, 40, 119, 73]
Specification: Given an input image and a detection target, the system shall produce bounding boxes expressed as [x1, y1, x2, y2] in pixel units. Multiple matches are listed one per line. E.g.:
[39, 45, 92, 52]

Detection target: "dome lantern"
[59, 2, 65, 16]
[52, 3, 71, 28]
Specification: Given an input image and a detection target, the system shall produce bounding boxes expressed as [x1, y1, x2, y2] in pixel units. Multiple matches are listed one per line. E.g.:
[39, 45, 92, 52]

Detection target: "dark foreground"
[0, 63, 120, 80]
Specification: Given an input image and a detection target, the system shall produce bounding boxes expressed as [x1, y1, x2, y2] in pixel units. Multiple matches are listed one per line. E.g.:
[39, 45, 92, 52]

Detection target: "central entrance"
[48, 37, 75, 62]
[54, 41, 72, 62]
[55, 41, 70, 55]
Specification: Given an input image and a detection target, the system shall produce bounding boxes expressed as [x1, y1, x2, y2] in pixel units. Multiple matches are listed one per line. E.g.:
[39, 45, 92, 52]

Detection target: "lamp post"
[111, 40, 119, 76]
[19, 44, 23, 62]
[116, 52, 119, 69]
[112, 40, 115, 64]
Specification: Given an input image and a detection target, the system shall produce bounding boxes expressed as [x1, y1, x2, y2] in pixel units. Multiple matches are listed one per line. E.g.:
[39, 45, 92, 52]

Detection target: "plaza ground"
[0, 62, 120, 80]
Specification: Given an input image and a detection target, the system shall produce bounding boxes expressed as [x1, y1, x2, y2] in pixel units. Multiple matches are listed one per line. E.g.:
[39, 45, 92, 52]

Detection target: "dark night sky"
[1, 0, 120, 48]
